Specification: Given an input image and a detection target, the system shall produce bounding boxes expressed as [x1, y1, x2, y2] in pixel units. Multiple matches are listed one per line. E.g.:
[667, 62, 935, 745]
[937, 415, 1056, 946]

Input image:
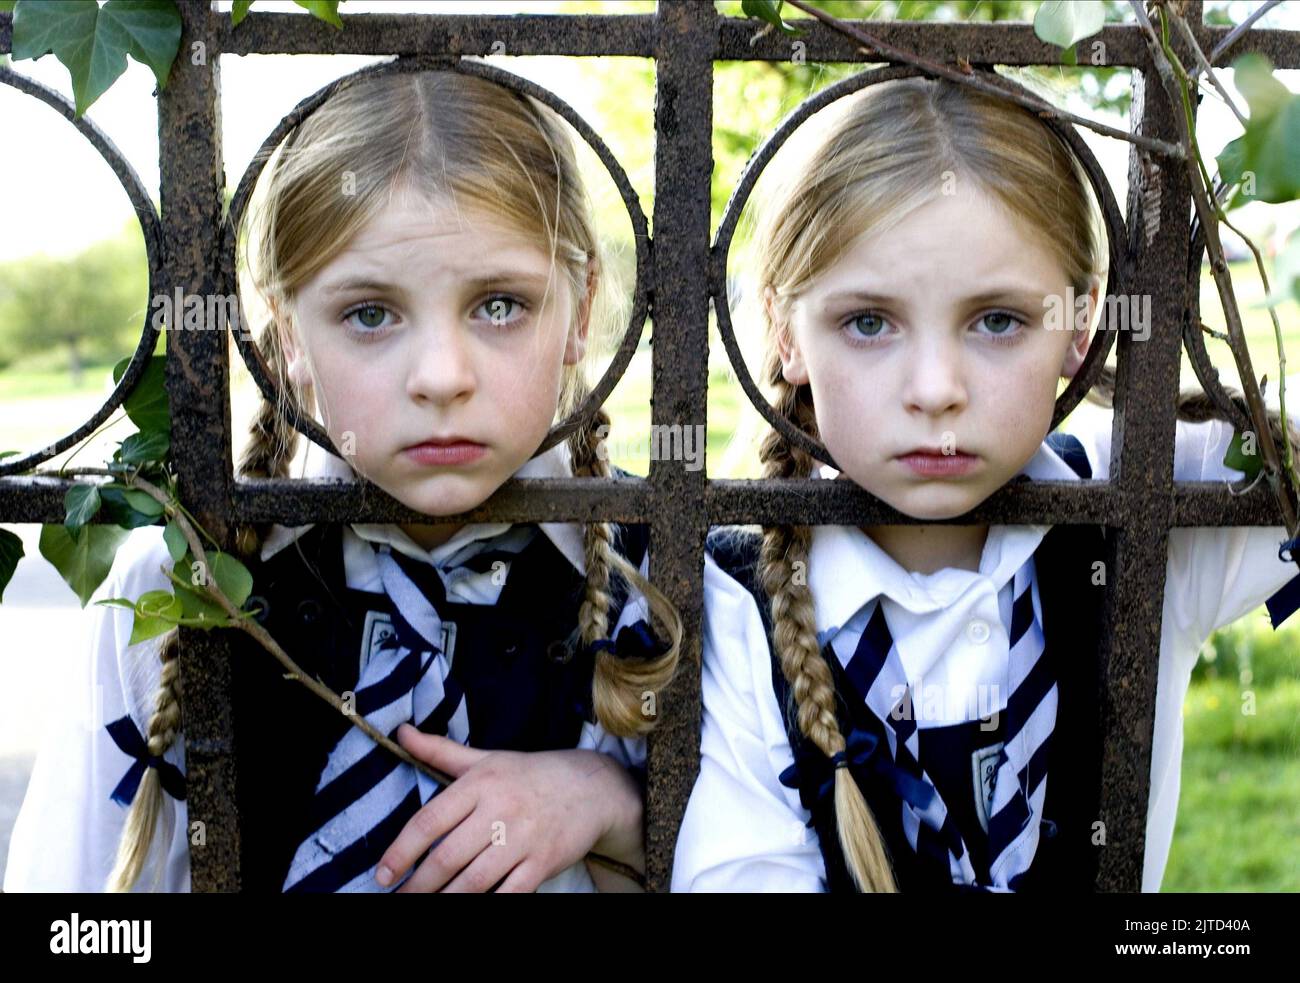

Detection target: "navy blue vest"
[707, 435, 1106, 892]
[227, 520, 650, 893]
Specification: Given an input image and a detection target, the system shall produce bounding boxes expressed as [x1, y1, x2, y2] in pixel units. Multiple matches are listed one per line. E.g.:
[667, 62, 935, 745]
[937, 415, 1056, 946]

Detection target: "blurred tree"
[0, 220, 148, 381]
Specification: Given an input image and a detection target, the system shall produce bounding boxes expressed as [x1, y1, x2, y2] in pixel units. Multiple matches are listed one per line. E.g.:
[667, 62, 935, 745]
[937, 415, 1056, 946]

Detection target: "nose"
[901, 335, 968, 418]
[406, 318, 477, 406]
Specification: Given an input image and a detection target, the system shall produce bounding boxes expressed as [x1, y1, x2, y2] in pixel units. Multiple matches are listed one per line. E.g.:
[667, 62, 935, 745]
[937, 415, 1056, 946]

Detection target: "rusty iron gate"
[2, 0, 1299, 892]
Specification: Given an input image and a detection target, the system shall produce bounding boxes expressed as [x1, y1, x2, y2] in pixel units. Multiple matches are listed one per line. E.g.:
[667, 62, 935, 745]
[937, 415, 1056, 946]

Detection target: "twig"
[780, 0, 1186, 159]
[1200, 320, 1231, 343]
[1202, 0, 1283, 69]
[1166, 11, 1247, 127]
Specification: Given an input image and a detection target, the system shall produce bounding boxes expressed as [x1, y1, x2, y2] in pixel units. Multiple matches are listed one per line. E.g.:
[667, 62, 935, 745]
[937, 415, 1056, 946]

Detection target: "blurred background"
[1, 0, 1297, 890]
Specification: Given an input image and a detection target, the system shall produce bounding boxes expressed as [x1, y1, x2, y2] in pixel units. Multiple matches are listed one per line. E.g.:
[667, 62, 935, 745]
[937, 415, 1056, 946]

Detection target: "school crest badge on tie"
[972, 742, 1004, 834]
[359, 609, 456, 675]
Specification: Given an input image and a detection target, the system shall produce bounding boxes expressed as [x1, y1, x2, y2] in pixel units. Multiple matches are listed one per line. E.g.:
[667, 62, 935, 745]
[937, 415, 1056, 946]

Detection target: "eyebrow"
[818, 287, 1050, 311]
[320, 270, 553, 296]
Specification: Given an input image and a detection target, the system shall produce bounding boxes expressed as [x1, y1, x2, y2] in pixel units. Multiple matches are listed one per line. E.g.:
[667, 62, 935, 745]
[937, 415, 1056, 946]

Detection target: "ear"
[1061, 277, 1100, 379]
[766, 285, 809, 386]
[564, 259, 598, 366]
[271, 301, 313, 390]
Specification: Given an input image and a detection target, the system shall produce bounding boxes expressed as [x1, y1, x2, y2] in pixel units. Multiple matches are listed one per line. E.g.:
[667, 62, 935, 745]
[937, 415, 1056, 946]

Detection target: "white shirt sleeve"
[671, 554, 827, 892]
[3, 527, 191, 893]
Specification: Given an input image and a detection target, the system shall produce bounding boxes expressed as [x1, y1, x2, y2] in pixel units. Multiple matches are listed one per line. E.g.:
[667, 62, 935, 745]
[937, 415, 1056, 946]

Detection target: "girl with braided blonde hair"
[672, 76, 1300, 893]
[6, 68, 681, 894]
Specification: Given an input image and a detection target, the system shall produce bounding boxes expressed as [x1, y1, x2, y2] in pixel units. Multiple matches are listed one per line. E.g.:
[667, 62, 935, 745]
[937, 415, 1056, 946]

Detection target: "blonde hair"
[752, 76, 1300, 893]
[109, 69, 681, 891]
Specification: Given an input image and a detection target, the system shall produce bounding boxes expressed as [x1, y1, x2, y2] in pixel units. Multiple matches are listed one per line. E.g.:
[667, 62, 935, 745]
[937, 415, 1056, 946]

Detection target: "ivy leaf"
[98, 486, 164, 529]
[1216, 55, 1300, 205]
[1223, 429, 1263, 479]
[64, 485, 102, 533]
[95, 597, 138, 610]
[39, 523, 130, 607]
[0, 527, 24, 603]
[741, 0, 803, 37]
[231, 0, 255, 26]
[119, 430, 170, 467]
[171, 555, 230, 628]
[1033, 1, 1104, 51]
[293, 0, 343, 30]
[112, 354, 170, 435]
[128, 588, 182, 644]
[211, 551, 254, 609]
[162, 520, 187, 563]
[11, 0, 182, 116]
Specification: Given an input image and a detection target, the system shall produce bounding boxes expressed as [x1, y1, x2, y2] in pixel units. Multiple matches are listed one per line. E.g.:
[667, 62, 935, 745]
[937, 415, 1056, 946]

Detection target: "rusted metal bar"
[643, 0, 714, 893]
[1091, 12, 1200, 890]
[158, 0, 242, 893]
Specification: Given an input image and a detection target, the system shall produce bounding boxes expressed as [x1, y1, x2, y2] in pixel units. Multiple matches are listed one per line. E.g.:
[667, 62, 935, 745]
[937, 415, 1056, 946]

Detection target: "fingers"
[494, 860, 545, 894]
[439, 842, 525, 894]
[395, 723, 488, 779]
[397, 819, 498, 894]
[377, 784, 476, 888]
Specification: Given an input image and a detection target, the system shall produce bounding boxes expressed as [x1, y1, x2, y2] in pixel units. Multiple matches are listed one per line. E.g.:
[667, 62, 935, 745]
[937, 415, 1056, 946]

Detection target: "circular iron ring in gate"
[0, 68, 166, 478]
[711, 64, 1131, 473]
[221, 55, 651, 461]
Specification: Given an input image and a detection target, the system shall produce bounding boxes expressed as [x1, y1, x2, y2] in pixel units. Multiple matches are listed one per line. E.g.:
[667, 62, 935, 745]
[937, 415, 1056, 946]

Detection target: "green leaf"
[98, 486, 163, 529]
[112, 354, 170, 434]
[95, 597, 138, 610]
[0, 451, 18, 460]
[1224, 429, 1263, 480]
[231, 0, 255, 27]
[127, 588, 182, 644]
[741, 0, 802, 36]
[39, 522, 130, 607]
[0, 527, 24, 603]
[171, 556, 229, 627]
[63, 484, 102, 533]
[1033, 0, 1104, 51]
[119, 430, 170, 466]
[211, 551, 254, 609]
[293, 0, 343, 30]
[1216, 56, 1300, 205]
[11, 0, 182, 116]
[162, 520, 187, 563]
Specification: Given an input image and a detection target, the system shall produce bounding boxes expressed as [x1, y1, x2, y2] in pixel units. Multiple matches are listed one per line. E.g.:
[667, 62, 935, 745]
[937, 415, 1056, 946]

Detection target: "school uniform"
[4, 440, 654, 893]
[671, 411, 1300, 892]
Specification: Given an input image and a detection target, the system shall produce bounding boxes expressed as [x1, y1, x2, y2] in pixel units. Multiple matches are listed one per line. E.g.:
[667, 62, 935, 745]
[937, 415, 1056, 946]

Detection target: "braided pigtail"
[756, 346, 897, 893]
[566, 398, 682, 738]
[107, 324, 300, 891]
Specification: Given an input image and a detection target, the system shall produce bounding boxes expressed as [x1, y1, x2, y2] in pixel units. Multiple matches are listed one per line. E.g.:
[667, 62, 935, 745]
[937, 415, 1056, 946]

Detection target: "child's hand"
[375, 723, 643, 893]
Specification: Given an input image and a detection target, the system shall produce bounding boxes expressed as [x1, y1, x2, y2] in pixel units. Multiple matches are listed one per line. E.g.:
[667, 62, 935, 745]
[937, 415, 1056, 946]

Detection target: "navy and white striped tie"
[282, 544, 471, 893]
[831, 557, 1052, 891]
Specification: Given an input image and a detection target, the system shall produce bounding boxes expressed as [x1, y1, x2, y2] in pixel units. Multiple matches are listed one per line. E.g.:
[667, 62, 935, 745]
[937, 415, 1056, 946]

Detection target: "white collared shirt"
[672, 407, 1299, 892]
[4, 440, 647, 893]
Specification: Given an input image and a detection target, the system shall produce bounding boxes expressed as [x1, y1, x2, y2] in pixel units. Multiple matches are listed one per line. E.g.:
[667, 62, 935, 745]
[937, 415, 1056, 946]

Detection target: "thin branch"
[1166, 11, 1247, 127]
[1203, 0, 1283, 69]
[780, 0, 1186, 159]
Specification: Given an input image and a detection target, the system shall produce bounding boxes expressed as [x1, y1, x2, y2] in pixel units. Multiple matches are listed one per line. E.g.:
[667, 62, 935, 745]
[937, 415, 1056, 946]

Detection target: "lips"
[402, 437, 487, 466]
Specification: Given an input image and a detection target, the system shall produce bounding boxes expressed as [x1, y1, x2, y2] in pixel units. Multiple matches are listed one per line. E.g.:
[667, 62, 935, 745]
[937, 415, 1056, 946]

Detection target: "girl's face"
[774, 184, 1095, 520]
[284, 184, 589, 520]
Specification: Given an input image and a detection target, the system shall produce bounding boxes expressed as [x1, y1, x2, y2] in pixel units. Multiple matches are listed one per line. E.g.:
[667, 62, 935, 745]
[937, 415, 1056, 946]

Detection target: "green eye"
[847, 313, 886, 337]
[980, 312, 1018, 334]
[354, 305, 386, 329]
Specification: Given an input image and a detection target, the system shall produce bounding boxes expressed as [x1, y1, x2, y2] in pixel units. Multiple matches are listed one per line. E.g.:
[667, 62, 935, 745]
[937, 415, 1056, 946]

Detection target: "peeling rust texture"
[158, 1, 241, 893]
[4, 0, 1300, 895]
